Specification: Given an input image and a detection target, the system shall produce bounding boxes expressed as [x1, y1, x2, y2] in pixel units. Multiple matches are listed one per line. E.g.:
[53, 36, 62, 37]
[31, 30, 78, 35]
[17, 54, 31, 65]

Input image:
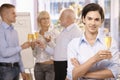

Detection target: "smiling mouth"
[90, 26, 96, 29]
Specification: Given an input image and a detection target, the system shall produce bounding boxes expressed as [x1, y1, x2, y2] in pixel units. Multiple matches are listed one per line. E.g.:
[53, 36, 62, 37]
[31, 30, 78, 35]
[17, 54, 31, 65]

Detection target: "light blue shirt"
[67, 31, 120, 80]
[0, 21, 24, 72]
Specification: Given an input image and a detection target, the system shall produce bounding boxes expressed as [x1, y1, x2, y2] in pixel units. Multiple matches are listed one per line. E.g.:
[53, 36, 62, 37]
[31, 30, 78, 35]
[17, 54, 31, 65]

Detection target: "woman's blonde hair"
[37, 11, 50, 29]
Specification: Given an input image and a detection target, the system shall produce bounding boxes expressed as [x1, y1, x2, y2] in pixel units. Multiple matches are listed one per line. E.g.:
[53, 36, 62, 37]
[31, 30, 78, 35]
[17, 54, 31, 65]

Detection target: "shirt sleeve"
[107, 39, 120, 79]
[45, 45, 54, 55]
[45, 28, 59, 55]
[67, 39, 79, 80]
[47, 28, 59, 50]
[19, 53, 25, 72]
[107, 52, 120, 79]
[0, 31, 22, 57]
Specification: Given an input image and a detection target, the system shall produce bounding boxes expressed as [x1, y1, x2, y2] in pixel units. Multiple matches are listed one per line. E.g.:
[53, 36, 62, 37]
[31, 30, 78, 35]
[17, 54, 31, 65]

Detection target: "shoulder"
[71, 27, 83, 38]
[0, 27, 5, 38]
[0, 25, 4, 33]
[68, 37, 81, 47]
[72, 24, 83, 33]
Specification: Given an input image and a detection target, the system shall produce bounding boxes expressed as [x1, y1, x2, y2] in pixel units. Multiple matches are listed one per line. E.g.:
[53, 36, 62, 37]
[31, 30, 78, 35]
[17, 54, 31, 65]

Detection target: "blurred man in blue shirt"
[0, 3, 31, 80]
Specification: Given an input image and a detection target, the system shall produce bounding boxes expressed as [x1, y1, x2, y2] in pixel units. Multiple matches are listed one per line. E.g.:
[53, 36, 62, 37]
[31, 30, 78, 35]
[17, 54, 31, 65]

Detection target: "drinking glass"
[31, 32, 39, 41]
[35, 32, 39, 40]
[104, 32, 112, 50]
[32, 34, 36, 41]
[28, 34, 33, 42]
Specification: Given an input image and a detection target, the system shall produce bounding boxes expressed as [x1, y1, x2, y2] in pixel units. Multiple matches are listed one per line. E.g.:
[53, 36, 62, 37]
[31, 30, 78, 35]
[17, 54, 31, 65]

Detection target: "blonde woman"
[31, 11, 59, 80]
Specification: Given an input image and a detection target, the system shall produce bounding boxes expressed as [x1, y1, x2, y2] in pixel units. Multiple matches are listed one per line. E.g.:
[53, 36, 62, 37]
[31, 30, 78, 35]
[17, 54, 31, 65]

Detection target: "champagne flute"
[35, 32, 39, 40]
[28, 34, 33, 42]
[104, 32, 112, 50]
[31, 32, 39, 42]
[32, 34, 36, 41]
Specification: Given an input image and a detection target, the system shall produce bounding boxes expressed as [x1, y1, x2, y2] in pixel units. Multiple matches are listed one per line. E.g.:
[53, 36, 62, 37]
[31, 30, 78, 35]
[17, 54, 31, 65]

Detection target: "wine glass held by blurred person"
[28, 34, 33, 42]
[66, 3, 120, 80]
[0, 3, 31, 80]
[31, 11, 59, 80]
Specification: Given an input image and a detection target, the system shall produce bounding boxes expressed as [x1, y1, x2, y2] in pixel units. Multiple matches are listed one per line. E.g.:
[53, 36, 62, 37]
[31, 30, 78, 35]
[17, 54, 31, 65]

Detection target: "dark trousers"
[54, 61, 67, 80]
[34, 63, 55, 80]
[0, 65, 20, 80]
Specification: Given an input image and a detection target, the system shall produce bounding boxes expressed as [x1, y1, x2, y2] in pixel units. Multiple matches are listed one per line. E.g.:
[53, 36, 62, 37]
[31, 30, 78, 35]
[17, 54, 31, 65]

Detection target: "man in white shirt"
[67, 3, 120, 80]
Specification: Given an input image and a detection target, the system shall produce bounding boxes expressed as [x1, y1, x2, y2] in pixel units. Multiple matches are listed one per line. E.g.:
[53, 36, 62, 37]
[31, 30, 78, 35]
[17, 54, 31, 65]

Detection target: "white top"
[46, 23, 82, 61]
[33, 28, 59, 63]
[67, 32, 120, 80]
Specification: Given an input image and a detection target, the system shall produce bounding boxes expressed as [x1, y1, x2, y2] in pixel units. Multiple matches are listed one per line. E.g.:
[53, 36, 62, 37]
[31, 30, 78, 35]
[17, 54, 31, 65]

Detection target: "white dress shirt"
[46, 23, 82, 61]
[32, 34, 53, 63]
[33, 27, 59, 63]
[67, 31, 120, 80]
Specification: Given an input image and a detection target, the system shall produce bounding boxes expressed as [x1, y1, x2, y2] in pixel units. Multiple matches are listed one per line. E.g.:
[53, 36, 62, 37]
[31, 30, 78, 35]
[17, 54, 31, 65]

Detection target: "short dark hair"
[0, 3, 15, 15]
[81, 3, 104, 20]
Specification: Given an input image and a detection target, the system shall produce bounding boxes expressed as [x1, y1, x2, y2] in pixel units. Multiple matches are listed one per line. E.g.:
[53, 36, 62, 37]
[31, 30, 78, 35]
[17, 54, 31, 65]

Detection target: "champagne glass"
[31, 32, 39, 41]
[32, 34, 36, 41]
[28, 34, 33, 42]
[104, 32, 112, 50]
[35, 32, 39, 40]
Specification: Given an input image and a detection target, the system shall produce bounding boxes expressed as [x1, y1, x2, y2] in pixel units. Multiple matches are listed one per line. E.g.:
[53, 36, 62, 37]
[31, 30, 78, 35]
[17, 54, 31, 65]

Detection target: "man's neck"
[85, 31, 98, 46]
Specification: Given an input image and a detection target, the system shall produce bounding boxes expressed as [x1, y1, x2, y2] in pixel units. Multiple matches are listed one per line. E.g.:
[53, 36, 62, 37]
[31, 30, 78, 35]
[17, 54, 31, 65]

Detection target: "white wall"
[16, 0, 37, 33]
[111, 0, 119, 47]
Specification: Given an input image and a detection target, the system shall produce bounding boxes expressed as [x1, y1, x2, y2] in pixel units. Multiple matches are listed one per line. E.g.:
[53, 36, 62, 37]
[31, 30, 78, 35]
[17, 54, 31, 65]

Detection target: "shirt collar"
[1, 21, 14, 30]
[63, 23, 77, 32]
[79, 31, 103, 45]
[97, 31, 103, 43]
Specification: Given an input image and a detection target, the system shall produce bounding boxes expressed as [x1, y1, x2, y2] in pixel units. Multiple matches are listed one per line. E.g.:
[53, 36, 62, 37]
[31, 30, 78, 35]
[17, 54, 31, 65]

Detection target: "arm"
[31, 41, 38, 57]
[72, 50, 112, 80]
[72, 57, 96, 80]
[19, 54, 25, 72]
[21, 72, 30, 80]
[35, 39, 54, 55]
[45, 29, 59, 55]
[67, 39, 80, 80]
[45, 45, 54, 55]
[83, 69, 114, 79]
[18, 42, 31, 72]
[0, 30, 30, 57]
[75, 39, 120, 79]
[31, 41, 35, 50]
[0, 36, 22, 57]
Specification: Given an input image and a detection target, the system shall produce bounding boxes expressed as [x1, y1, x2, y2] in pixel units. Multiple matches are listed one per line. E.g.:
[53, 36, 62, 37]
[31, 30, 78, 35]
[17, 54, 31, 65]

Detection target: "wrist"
[21, 45, 24, 50]
[89, 57, 97, 64]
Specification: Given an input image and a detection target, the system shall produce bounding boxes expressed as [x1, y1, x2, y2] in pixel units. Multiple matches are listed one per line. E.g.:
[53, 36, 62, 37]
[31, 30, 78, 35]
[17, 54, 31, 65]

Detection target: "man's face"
[82, 11, 103, 34]
[4, 8, 16, 24]
[59, 13, 68, 27]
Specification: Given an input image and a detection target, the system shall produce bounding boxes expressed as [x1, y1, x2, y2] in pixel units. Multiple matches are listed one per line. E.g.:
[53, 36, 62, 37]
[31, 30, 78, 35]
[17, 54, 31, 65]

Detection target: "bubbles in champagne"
[104, 36, 112, 49]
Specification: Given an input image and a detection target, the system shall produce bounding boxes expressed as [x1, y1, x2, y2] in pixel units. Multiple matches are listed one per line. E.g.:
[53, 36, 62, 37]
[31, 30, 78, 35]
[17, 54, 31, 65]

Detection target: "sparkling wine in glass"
[28, 34, 33, 42]
[32, 32, 39, 41]
[32, 34, 36, 41]
[104, 32, 112, 50]
[35, 32, 39, 40]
